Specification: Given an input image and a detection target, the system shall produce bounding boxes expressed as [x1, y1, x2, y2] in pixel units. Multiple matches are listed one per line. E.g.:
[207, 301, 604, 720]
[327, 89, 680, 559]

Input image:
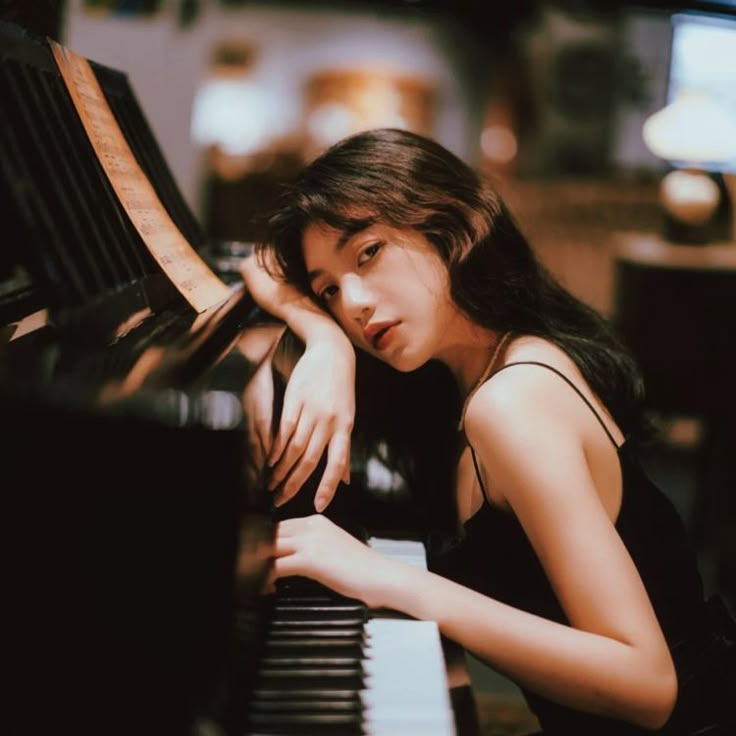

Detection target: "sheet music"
[50, 40, 231, 313]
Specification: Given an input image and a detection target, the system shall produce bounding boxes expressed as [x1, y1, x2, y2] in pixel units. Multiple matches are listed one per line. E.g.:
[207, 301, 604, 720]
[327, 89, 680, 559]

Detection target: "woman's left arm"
[444, 374, 676, 728]
[272, 372, 678, 729]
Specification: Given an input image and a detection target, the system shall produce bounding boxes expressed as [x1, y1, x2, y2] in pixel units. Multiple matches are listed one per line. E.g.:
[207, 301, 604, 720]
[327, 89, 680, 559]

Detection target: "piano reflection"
[1, 21, 479, 736]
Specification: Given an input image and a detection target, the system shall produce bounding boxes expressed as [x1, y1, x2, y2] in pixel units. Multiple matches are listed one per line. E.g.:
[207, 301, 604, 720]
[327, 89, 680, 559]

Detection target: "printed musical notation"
[50, 41, 231, 313]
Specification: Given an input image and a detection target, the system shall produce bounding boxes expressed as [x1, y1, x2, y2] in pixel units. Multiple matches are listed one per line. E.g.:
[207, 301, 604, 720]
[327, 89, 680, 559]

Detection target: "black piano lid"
[1, 19, 249, 342]
[1, 20, 161, 329]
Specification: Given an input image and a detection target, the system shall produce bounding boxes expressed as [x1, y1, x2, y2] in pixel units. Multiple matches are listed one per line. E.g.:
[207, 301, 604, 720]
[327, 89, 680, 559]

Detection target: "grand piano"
[1, 21, 478, 736]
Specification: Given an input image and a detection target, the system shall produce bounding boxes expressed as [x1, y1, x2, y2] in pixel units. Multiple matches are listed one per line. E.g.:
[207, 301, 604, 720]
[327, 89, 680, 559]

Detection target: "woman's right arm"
[240, 251, 356, 512]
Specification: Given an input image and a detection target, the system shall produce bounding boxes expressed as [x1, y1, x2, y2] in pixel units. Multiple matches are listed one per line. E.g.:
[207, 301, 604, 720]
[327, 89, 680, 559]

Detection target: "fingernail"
[314, 495, 326, 513]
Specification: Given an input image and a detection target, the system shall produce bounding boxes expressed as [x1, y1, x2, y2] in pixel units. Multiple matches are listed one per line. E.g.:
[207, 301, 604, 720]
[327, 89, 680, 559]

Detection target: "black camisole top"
[432, 361, 736, 735]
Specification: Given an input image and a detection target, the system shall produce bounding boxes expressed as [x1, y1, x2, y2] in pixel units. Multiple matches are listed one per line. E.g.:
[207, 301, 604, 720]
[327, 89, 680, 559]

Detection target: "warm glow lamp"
[642, 89, 736, 243]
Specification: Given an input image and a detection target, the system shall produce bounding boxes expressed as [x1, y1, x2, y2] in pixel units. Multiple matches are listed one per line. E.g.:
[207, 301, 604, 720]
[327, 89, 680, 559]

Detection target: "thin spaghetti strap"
[492, 361, 620, 448]
[469, 445, 494, 507]
[467, 360, 620, 509]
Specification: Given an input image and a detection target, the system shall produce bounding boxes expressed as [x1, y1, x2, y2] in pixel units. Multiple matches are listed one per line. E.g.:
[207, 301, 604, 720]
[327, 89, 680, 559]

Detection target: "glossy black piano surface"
[2, 21, 477, 736]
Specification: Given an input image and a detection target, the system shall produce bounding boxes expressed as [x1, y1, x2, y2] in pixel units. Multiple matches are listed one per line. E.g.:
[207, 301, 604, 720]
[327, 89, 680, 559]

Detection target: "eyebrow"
[306, 225, 371, 284]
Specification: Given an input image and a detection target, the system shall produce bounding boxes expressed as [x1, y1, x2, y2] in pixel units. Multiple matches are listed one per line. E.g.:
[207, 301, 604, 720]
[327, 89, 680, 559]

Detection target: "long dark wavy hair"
[257, 128, 645, 433]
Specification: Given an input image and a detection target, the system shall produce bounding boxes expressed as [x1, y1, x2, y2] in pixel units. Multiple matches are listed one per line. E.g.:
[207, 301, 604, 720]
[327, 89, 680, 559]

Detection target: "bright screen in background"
[668, 11, 736, 170]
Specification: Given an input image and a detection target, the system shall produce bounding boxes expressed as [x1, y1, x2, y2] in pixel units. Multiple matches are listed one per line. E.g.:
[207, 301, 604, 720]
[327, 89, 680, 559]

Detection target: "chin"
[379, 349, 428, 373]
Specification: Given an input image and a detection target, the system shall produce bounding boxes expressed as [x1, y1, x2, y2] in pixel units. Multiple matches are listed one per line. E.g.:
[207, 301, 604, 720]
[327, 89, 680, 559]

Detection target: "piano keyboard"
[245, 537, 457, 735]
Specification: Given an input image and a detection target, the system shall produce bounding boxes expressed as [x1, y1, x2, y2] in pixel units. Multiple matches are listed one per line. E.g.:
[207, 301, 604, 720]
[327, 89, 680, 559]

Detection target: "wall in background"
[64, 0, 480, 219]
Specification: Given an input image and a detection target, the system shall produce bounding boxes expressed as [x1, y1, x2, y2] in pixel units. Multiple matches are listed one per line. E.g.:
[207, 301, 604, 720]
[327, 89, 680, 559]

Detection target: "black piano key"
[264, 627, 366, 640]
[248, 711, 364, 732]
[256, 667, 364, 690]
[261, 656, 359, 668]
[271, 604, 364, 622]
[253, 688, 360, 702]
[264, 639, 364, 658]
[250, 699, 361, 714]
[268, 618, 365, 630]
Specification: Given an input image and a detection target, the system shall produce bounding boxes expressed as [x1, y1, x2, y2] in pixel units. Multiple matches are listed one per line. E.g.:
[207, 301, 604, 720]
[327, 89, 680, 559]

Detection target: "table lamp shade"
[642, 90, 736, 167]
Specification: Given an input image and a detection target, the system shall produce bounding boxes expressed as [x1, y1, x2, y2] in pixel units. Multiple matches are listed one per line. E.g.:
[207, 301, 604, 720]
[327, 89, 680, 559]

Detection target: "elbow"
[631, 659, 678, 731]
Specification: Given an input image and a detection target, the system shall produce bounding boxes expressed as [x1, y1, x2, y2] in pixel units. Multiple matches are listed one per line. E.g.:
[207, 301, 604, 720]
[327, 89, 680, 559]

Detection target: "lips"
[363, 321, 400, 350]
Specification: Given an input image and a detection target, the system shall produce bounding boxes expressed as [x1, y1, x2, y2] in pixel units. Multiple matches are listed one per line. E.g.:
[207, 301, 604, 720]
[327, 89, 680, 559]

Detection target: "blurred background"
[8, 0, 735, 308]
[4, 1, 735, 733]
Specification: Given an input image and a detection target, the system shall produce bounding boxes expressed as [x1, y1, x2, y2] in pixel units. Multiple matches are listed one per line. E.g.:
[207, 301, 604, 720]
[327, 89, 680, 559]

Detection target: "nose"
[340, 274, 374, 326]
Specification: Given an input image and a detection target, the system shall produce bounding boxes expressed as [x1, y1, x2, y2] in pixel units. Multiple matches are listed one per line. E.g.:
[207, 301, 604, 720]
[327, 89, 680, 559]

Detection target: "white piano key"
[362, 537, 457, 736]
[367, 537, 429, 570]
[361, 619, 456, 735]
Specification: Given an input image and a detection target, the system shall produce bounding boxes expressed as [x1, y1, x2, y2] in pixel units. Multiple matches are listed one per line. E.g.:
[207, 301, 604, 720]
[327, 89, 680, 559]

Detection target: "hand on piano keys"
[242, 534, 458, 735]
[268, 515, 395, 607]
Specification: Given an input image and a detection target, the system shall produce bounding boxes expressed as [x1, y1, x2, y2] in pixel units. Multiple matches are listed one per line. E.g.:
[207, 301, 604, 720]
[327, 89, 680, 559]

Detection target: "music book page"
[50, 40, 231, 313]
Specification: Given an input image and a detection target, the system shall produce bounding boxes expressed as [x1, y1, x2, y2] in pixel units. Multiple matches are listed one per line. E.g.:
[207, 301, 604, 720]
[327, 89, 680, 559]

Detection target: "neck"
[433, 314, 503, 396]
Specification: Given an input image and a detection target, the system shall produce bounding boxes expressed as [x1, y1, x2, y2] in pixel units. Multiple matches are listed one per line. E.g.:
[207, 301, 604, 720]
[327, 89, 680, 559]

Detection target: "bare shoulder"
[463, 337, 590, 510]
[502, 334, 580, 378]
[464, 336, 582, 437]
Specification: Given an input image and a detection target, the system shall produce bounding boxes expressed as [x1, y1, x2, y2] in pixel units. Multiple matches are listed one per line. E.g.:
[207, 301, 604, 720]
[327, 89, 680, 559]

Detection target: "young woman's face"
[303, 221, 462, 371]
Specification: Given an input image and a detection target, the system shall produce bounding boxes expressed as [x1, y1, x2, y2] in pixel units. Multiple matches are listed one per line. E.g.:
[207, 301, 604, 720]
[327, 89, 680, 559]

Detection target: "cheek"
[397, 253, 448, 304]
[329, 305, 362, 343]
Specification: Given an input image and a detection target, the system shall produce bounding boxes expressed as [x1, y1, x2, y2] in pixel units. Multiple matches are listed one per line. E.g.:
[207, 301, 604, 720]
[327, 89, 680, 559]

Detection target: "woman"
[240, 128, 735, 734]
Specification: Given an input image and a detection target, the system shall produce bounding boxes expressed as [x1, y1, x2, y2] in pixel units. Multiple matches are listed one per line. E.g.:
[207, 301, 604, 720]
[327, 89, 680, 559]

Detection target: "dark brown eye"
[357, 242, 383, 266]
[319, 284, 338, 303]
